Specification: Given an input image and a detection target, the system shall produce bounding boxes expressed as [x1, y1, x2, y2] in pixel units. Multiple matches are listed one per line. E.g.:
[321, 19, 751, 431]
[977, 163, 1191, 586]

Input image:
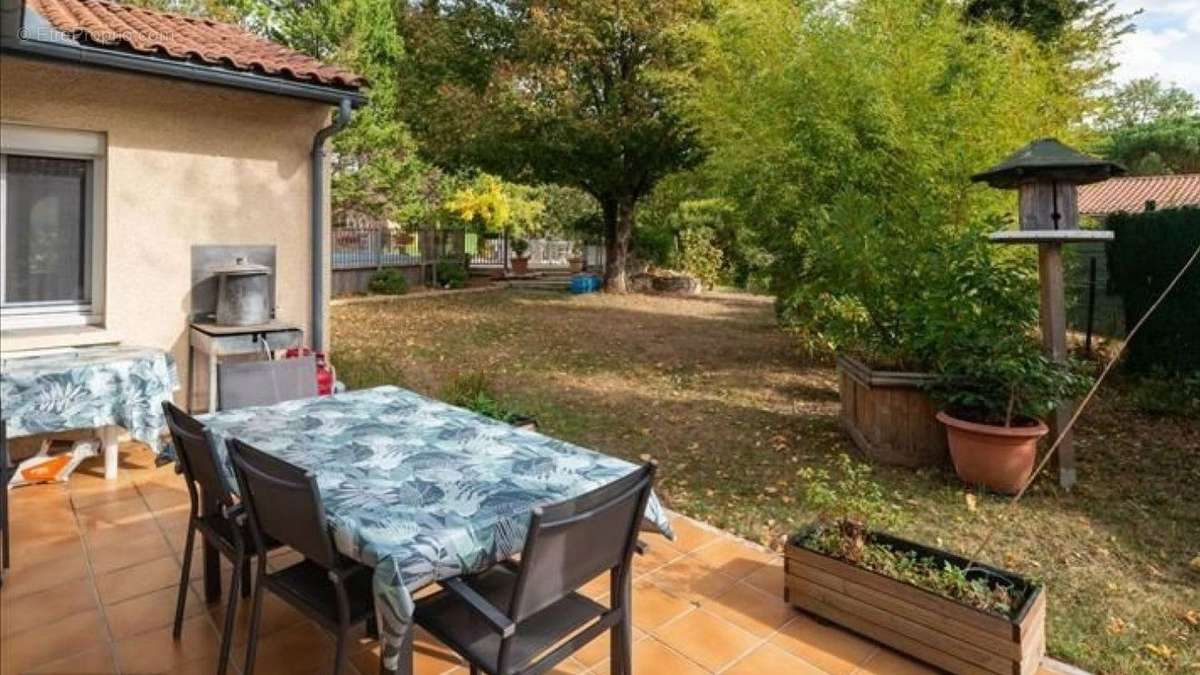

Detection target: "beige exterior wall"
[0, 56, 334, 405]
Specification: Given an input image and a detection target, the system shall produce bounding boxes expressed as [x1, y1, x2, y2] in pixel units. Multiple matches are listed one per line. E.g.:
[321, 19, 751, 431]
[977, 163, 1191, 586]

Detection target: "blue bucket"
[571, 274, 604, 294]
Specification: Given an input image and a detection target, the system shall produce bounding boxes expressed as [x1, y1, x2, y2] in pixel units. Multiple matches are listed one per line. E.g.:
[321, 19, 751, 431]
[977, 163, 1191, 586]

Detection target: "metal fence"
[469, 234, 507, 267]
[332, 226, 465, 270]
[333, 225, 607, 273]
[468, 234, 605, 269]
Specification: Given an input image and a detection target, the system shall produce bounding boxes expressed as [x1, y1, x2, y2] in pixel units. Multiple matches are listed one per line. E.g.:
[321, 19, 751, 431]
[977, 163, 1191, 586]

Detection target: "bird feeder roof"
[972, 138, 1126, 189]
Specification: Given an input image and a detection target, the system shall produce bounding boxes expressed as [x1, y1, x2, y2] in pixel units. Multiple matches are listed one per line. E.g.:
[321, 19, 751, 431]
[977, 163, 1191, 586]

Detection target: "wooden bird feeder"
[972, 138, 1126, 489]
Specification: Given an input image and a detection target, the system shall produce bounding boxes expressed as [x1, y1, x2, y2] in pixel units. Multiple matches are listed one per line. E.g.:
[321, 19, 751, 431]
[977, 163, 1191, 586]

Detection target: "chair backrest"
[162, 401, 235, 509]
[217, 355, 318, 411]
[226, 438, 338, 569]
[507, 462, 656, 622]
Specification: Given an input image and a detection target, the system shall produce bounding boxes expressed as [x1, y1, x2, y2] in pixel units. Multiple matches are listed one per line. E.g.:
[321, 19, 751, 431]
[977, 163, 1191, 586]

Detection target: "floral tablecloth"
[1, 345, 178, 451]
[200, 385, 673, 672]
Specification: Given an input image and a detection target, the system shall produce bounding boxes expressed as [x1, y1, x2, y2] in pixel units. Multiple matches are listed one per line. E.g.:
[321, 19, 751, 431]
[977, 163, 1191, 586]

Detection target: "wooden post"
[1038, 243, 1075, 489]
[502, 232, 510, 274]
[1085, 257, 1097, 356]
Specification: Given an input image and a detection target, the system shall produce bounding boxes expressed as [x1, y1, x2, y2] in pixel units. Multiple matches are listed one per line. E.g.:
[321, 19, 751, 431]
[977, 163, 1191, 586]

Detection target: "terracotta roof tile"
[1078, 174, 1200, 216]
[26, 0, 363, 90]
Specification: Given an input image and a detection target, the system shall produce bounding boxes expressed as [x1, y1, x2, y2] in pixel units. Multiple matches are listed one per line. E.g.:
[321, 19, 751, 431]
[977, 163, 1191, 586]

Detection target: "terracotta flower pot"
[936, 411, 1049, 495]
[511, 257, 529, 274]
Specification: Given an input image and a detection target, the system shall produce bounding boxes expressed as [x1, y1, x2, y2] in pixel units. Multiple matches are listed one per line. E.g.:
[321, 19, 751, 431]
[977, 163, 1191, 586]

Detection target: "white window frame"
[0, 123, 107, 330]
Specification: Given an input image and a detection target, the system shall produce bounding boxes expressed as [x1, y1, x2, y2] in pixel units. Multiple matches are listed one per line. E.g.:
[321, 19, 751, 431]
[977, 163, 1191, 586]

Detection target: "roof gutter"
[0, 14, 367, 108]
[310, 98, 353, 352]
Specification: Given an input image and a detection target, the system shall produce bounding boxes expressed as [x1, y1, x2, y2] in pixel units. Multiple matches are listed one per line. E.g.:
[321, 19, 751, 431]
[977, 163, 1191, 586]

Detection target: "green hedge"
[1108, 207, 1200, 373]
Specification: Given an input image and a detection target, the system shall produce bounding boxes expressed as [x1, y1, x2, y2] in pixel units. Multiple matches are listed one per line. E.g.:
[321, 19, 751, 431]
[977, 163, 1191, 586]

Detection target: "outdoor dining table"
[1, 345, 178, 479]
[199, 385, 674, 675]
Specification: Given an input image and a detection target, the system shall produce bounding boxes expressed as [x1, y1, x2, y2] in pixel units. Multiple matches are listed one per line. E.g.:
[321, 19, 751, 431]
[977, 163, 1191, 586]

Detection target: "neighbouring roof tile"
[1078, 174, 1200, 216]
[25, 0, 363, 90]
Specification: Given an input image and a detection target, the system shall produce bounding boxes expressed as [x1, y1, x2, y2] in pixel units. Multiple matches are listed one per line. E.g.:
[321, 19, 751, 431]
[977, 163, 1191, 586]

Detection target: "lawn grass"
[331, 289, 1199, 674]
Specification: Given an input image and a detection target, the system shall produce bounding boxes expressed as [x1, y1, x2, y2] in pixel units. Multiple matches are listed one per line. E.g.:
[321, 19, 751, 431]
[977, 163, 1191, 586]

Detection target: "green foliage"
[964, 0, 1133, 94]
[690, 0, 1087, 365]
[397, 0, 712, 287]
[1108, 207, 1200, 374]
[367, 268, 409, 295]
[798, 455, 1025, 618]
[510, 238, 531, 258]
[1094, 78, 1200, 175]
[1101, 116, 1200, 175]
[435, 259, 468, 289]
[440, 372, 525, 423]
[180, 0, 458, 228]
[636, 189, 769, 287]
[932, 345, 1089, 426]
[964, 0, 1084, 43]
[798, 454, 898, 531]
[445, 174, 545, 237]
[1098, 77, 1200, 131]
[678, 227, 725, 289]
[563, 212, 606, 246]
[1124, 372, 1200, 418]
[120, 0, 248, 21]
[535, 186, 601, 239]
[914, 237, 1090, 424]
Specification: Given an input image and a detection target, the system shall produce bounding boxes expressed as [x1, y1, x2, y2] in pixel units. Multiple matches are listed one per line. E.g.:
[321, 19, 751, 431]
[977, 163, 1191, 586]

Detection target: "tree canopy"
[1102, 116, 1200, 175]
[396, 0, 711, 290]
[1093, 77, 1200, 175]
[685, 0, 1085, 364]
[1098, 77, 1199, 131]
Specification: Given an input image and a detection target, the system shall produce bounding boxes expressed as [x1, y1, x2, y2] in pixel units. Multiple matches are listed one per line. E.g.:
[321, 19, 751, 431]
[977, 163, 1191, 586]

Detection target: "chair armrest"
[442, 577, 516, 638]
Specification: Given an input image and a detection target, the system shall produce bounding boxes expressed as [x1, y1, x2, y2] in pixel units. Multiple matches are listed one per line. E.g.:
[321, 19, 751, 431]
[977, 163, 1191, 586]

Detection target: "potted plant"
[906, 237, 1090, 494]
[510, 238, 531, 274]
[568, 253, 585, 273]
[931, 339, 1087, 495]
[785, 456, 1046, 675]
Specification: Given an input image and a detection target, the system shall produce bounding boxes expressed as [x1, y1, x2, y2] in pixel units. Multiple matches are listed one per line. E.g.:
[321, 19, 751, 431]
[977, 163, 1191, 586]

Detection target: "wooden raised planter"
[837, 354, 948, 467]
[785, 528, 1046, 675]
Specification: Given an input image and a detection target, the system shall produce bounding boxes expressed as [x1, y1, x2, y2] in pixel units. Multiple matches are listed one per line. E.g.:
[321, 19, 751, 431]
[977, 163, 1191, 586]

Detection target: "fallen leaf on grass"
[1145, 643, 1175, 660]
[1190, 555, 1200, 574]
[1106, 616, 1127, 635]
[965, 493, 978, 512]
[1182, 610, 1199, 627]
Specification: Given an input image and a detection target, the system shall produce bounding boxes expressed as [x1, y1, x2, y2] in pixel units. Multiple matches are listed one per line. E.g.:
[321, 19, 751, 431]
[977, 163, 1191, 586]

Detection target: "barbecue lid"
[210, 257, 271, 276]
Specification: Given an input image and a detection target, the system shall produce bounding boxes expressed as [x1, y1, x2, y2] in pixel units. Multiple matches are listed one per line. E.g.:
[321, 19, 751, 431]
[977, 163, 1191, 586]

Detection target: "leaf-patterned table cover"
[1, 345, 178, 451]
[199, 385, 673, 671]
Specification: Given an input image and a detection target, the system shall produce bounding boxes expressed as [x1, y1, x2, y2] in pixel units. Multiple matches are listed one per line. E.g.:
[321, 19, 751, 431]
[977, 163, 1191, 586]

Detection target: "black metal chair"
[162, 402, 276, 675]
[1, 419, 10, 586]
[414, 462, 657, 675]
[217, 355, 318, 411]
[226, 438, 375, 675]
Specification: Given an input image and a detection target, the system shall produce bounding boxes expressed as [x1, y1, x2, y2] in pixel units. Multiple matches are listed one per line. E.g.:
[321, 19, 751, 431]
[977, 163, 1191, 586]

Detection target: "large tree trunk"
[603, 198, 635, 292]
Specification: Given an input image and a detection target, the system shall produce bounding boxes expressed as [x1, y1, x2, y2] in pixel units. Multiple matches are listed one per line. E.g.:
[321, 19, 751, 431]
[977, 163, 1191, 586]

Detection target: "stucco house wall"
[0, 56, 334, 405]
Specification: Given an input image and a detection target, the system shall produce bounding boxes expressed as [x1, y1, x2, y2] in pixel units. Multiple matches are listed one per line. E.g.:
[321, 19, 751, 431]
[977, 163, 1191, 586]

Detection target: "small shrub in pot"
[920, 240, 1089, 493]
[786, 455, 1046, 675]
[510, 238, 531, 274]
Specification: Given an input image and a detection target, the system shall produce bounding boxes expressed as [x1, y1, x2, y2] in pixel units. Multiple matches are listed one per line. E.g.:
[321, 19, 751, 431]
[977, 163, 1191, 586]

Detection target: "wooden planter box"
[837, 354, 948, 467]
[785, 528, 1046, 675]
